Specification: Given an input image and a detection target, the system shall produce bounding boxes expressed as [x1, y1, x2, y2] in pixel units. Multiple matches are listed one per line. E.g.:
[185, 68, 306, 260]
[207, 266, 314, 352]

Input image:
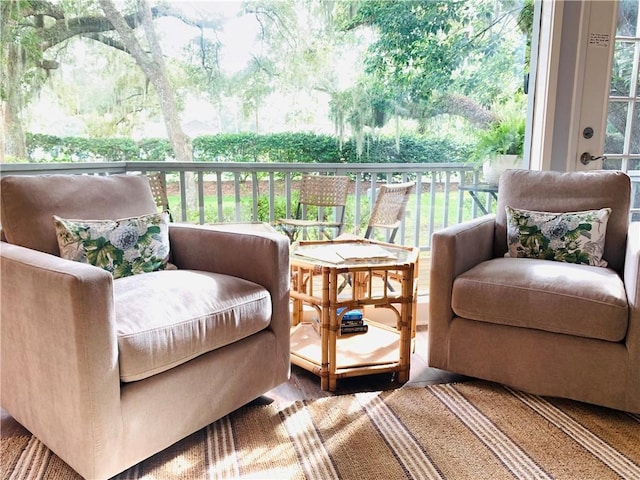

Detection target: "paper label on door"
[589, 33, 610, 48]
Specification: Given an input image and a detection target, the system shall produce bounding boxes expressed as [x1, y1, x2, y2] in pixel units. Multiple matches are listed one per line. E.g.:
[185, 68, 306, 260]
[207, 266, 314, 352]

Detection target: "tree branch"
[431, 94, 496, 127]
[39, 4, 221, 52]
[81, 33, 130, 53]
[41, 13, 140, 50]
[151, 4, 223, 30]
[97, 0, 149, 68]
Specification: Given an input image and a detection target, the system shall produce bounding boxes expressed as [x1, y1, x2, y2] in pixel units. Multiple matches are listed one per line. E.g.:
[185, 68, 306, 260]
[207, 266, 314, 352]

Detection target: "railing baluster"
[251, 171, 259, 222]
[413, 173, 423, 249]
[428, 173, 437, 250]
[353, 173, 363, 236]
[285, 173, 293, 219]
[443, 171, 451, 228]
[197, 171, 205, 225]
[215, 172, 223, 222]
[268, 172, 276, 224]
[457, 174, 466, 224]
[233, 172, 241, 222]
[398, 172, 409, 244]
[179, 171, 187, 222]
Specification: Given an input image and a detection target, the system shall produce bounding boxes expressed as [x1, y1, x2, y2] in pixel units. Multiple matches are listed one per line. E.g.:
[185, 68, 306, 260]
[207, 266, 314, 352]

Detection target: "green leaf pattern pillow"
[53, 212, 170, 279]
[505, 206, 611, 267]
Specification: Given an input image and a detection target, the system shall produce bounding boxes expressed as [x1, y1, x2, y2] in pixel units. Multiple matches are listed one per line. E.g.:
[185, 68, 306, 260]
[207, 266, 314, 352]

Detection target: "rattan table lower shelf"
[291, 320, 405, 370]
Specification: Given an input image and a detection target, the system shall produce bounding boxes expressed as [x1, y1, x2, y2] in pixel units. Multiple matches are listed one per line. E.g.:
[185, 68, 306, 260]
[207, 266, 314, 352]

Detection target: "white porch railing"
[0, 161, 494, 251]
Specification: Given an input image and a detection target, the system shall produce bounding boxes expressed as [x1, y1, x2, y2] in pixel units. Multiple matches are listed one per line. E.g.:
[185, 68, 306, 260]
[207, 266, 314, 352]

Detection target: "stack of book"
[311, 308, 368, 335]
[338, 308, 368, 334]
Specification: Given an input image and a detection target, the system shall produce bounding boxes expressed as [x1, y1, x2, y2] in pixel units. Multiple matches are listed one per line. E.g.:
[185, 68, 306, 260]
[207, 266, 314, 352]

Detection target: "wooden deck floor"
[264, 326, 468, 404]
[417, 251, 432, 296]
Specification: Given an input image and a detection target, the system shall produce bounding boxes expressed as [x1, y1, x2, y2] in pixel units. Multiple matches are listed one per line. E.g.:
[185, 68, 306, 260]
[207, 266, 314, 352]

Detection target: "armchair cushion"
[505, 206, 611, 267]
[53, 212, 170, 279]
[452, 257, 628, 342]
[115, 269, 272, 382]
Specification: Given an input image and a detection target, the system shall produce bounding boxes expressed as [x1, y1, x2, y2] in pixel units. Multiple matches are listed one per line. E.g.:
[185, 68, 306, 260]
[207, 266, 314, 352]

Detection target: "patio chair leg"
[337, 272, 352, 294]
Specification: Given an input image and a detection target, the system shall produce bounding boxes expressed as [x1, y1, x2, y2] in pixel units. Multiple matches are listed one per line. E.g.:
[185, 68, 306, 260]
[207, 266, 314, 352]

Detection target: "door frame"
[528, 0, 618, 172]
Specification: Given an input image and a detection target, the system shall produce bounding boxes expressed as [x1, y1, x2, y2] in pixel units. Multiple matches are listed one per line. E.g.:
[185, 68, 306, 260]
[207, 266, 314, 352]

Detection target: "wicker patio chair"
[277, 174, 350, 242]
[146, 173, 174, 222]
[364, 181, 415, 243]
[337, 181, 415, 293]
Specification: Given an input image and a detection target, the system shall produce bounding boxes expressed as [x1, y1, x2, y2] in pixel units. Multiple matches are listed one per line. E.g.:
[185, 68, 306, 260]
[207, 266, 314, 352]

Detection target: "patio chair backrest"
[365, 181, 415, 243]
[146, 173, 173, 221]
[276, 174, 350, 242]
[297, 175, 350, 208]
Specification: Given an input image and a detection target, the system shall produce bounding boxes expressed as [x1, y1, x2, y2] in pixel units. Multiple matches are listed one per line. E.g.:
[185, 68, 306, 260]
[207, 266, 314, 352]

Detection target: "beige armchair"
[429, 169, 640, 413]
[0, 174, 291, 478]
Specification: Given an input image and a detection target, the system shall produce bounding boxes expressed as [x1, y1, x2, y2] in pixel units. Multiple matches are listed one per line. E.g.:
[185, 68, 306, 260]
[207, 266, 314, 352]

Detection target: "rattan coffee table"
[289, 239, 419, 391]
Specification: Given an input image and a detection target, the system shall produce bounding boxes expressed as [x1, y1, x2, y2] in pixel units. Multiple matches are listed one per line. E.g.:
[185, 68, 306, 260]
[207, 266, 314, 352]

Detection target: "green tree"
[1, 0, 53, 158]
[232, 1, 375, 149]
[339, 0, 528, 130]
[0, 0, 217, 160]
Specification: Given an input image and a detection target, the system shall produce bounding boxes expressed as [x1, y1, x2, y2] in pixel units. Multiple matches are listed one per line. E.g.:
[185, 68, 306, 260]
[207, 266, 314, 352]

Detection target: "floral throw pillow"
[53, 212, 170, 279]
[505, 206, 611, 267]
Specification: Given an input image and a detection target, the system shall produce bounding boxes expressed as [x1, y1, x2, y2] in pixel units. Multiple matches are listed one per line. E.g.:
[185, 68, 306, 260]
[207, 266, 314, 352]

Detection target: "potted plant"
[473, 112, 526, 185]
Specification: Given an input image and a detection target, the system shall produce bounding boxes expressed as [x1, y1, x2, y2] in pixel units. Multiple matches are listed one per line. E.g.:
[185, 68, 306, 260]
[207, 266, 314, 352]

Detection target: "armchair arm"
[0, 242, 123, 476]
[428, 215, 496, 367]
[168, 224, 291, 368]
[623, 222, 640, 406]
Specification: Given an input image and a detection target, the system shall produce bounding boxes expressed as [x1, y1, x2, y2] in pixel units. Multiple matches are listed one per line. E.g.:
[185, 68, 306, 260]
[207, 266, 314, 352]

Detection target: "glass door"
[603, 0, 640, 217]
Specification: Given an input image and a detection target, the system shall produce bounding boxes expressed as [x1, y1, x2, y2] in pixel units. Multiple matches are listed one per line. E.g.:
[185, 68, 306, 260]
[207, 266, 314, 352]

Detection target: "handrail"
[0, 161, 473, 175]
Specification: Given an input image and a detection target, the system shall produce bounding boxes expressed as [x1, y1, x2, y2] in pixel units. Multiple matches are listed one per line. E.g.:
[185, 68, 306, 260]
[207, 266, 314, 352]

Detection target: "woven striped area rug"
[3, 381, 640, 479]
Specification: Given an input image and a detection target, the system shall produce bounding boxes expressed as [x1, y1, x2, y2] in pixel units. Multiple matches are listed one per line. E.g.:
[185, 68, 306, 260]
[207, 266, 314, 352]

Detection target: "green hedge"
[25, 132, 473, 164]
